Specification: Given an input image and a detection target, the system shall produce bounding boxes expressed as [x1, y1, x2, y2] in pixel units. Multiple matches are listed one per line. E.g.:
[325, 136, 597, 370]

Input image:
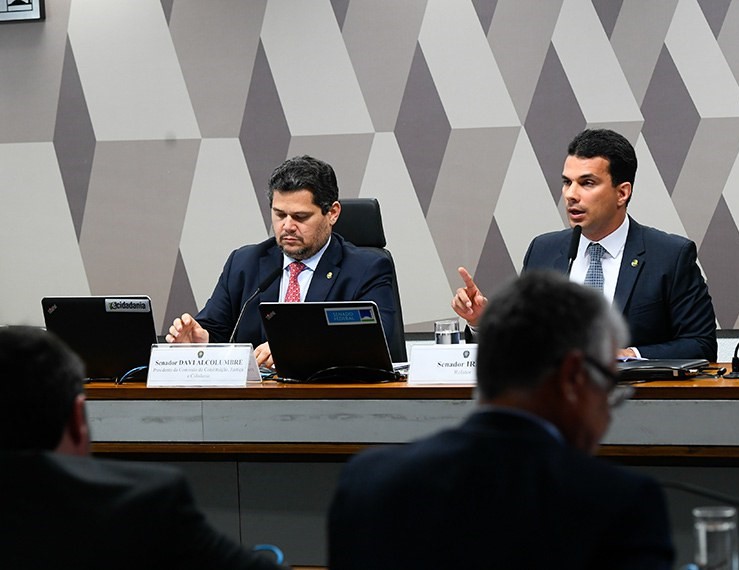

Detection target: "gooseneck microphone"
[228, 266, 283, 343]
[566, 225, 582, 276]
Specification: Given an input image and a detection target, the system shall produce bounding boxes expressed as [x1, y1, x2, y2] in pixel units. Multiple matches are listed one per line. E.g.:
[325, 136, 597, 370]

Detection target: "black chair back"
[333, 198, 406, 361]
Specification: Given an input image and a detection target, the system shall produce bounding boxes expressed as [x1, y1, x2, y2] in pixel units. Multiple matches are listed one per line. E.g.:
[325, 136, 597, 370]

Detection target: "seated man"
[0, 326, 285, 570]
[167, 155, 397, 367]
[329, 271, 674, 569]
[453, 129, 716, 360]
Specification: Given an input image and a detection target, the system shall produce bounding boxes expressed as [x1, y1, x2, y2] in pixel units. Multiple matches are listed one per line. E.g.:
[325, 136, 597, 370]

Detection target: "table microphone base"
[724, 357, 739, 379]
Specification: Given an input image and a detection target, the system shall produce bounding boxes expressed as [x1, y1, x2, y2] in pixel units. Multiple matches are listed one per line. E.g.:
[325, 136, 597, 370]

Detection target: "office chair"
[333, 198, 407, 362]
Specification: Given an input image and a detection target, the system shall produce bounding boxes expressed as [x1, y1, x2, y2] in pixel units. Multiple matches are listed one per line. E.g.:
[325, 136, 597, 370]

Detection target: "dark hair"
[0, 326, 85, 451]
[567, 129, 637, 203]
[476, 271, 627, 400]
[268, 155, 339, 214]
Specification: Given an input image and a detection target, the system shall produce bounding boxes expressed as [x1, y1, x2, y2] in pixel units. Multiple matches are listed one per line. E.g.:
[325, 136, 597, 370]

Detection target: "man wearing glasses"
[329, 270, 673, 569]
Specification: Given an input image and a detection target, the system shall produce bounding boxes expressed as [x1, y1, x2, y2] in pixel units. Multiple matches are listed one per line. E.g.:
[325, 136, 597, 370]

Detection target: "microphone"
[228, 266, 283, 343]
[566, 225, 582, 276]
[725, 341, 739, 379]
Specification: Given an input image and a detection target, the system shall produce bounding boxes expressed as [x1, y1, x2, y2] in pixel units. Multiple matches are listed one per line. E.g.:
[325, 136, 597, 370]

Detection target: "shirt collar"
[581, 215, 629, 259]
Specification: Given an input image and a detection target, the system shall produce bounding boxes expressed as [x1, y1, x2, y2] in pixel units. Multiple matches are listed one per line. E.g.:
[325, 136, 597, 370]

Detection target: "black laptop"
[41, 296, 158, 382]
[259, 300, 396, 382]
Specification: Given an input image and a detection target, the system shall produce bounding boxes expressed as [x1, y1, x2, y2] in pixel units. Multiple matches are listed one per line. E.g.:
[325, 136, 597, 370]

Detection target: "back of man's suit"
[1, 451, 281, 570]
[329, 411, 674, 570]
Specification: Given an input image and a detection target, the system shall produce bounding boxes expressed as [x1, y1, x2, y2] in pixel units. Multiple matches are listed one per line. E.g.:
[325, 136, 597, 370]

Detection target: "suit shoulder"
[229, 237, 278, 261]
[636, 222, 693, 248]
[53, 453, 186, 492]
[341, 427, 469, 482]
[529, 227, 570, 247]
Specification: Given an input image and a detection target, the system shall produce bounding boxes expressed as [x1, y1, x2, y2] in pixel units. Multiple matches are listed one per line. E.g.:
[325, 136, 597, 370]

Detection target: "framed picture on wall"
[0, 0, 44, 22]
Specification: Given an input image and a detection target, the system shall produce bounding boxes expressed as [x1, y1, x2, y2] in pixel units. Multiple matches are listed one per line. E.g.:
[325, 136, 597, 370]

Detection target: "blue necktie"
[584, 243, 605, 291]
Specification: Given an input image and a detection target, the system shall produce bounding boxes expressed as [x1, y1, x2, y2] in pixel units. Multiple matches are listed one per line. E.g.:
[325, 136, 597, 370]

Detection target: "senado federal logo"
[105, 298, 151, 313]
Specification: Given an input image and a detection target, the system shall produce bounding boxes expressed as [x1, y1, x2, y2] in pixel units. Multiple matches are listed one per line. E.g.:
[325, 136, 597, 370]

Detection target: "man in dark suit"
[329, 271, 675, 569]
[0, 326, 285, 570]
[167, 155, 395, 367]
[452, 128, 716, 360]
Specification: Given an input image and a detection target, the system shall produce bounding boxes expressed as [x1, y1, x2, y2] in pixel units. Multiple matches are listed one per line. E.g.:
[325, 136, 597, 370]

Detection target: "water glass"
[434, 319, 460, 344]
[694, 505, 738, 570]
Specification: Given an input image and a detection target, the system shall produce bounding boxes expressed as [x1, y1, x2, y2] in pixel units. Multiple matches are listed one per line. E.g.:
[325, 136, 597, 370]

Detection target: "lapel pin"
[631, 259, 639, 267]
[326, 271, 333, 279]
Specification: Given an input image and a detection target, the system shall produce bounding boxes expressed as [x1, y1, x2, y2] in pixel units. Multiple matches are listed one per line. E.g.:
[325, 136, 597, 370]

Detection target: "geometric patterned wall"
[3, 0, 739, 335]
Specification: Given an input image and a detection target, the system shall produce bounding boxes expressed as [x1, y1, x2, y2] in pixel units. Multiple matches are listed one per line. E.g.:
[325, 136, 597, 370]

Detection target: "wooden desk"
[85, 371, 739, 461]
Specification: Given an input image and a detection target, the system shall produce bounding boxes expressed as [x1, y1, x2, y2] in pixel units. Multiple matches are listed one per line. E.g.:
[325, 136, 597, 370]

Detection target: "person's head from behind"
[0, 326, 89, 456]
[563, 128, 637, 241]
[476, 271, 629, 454]
[268, 155, 342, 260]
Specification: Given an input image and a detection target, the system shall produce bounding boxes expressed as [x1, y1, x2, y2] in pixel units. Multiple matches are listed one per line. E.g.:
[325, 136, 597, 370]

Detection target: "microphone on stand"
[228, 267, 283, 343]
[566, 225, 582, 276]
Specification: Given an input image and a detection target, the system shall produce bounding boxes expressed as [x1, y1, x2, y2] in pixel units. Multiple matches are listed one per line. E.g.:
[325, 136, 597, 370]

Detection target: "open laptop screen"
[259, 301, 395, 383]
[41, 296, 158, 382]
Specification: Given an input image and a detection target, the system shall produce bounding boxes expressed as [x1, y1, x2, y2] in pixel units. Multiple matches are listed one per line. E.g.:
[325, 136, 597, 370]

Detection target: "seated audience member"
[453, 128, 716, 360]
[167, 154, 397, 368]
[0, 326, 286, 570]
[329, 271, 675, 570]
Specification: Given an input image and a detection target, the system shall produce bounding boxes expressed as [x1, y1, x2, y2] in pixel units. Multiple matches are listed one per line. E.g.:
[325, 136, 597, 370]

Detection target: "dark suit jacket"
[328, 411, 674, 570]
[523, 217, 717, 360]
[0, 451, 283, 570]
[196, 233, 396, 347]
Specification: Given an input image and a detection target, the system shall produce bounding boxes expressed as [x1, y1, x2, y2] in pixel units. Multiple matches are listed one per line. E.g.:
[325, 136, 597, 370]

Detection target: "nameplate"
[407, 344, 477, 384]
[147, 343, 260, 387]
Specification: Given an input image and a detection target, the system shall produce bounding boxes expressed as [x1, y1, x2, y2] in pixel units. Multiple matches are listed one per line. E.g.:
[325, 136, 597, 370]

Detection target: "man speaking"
[167, 155, 397, 367]
[453, 129, 716, 360]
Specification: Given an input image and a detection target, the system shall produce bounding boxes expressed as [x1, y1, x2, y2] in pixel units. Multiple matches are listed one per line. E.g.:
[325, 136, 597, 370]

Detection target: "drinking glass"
[693, 505, 738, 570]
[434, 319, 460, 344]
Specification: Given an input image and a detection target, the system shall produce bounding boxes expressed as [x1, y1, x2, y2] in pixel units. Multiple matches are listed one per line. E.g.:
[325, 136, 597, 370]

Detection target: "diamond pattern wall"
[3, 0, 739, 332]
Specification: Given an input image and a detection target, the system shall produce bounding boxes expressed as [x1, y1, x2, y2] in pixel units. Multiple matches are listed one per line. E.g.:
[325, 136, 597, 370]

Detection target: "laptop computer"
[259, 300, 397, 383]
[617, 358, 710, 380]
[41, 296, 158, 382]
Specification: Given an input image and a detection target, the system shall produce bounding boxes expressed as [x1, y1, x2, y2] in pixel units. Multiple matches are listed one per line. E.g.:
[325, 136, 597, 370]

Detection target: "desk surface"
[84, 372, 739, 400]
[84, 366, 739, 460]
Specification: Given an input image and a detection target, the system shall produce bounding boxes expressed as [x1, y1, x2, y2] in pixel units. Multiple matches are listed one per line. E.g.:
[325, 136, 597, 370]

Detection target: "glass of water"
[694, 505, 738, 570]
[434, 319, 460, 344]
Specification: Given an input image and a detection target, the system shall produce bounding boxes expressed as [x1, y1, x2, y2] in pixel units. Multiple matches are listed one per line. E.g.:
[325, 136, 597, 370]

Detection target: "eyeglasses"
[583, 355, 634, 409]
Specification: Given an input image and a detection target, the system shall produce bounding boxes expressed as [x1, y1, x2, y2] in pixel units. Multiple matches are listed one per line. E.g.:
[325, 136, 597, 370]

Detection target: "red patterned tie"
[285, 261, 306, 302]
